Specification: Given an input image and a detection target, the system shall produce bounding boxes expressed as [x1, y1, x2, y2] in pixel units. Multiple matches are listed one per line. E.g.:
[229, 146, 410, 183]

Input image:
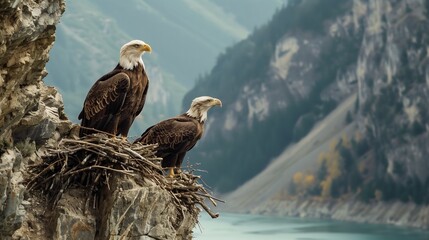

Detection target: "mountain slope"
[184, 0, 357, 192]
[225, 94, 357, 210]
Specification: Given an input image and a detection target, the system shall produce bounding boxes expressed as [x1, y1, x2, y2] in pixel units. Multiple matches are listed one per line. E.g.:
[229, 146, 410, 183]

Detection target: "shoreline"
[236, 198, 429, 230]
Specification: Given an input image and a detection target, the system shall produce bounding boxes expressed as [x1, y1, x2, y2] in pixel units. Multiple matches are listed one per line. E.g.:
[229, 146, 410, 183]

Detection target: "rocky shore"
[249, 198, 429, 229]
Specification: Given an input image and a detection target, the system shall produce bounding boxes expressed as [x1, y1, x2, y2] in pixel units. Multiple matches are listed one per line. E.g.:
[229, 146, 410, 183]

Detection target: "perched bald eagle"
[135, 96, 222, 177]
[78, 40, 152, 140]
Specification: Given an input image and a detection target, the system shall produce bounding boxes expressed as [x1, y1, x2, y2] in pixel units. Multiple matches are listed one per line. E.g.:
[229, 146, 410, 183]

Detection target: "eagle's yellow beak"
[141, 43, 152, 53]
[212, 98, 222, 107]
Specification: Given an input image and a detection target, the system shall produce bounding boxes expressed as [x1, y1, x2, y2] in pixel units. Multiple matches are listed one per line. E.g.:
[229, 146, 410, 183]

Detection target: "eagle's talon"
[167, 168, 175, 178]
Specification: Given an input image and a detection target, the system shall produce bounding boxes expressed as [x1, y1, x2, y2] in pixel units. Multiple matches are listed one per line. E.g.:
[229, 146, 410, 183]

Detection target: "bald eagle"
[78, 40, 152, 140]
[134, 96, 222, 177]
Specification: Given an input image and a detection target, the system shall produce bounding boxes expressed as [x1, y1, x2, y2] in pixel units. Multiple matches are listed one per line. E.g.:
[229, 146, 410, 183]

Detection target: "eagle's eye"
[133, 44, 140, 48]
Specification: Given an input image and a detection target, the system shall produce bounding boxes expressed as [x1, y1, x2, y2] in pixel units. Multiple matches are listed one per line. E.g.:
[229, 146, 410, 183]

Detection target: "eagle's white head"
[186, 96, 222, 123]
[119, 40, 152, 70]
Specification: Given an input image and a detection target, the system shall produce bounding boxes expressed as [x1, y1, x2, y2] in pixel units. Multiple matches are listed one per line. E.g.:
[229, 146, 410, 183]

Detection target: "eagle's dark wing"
[136, 117, 199, 154]
[135, 72, 149, 117]
[78, 72, 130, 134]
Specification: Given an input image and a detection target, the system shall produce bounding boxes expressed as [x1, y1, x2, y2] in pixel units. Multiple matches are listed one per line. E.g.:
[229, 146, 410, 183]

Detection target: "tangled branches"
[165, 171, 223, 219]
[27, 134, 221, 219]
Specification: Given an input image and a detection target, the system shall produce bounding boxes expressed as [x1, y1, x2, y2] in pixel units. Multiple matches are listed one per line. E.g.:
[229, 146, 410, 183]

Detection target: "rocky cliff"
[355, 0, 429, 185]
[0, 0, 68, 236]
[0, 0, 198, 239]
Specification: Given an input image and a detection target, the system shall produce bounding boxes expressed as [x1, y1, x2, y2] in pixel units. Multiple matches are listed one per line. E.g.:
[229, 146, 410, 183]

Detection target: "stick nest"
[27, 134, 222, 219]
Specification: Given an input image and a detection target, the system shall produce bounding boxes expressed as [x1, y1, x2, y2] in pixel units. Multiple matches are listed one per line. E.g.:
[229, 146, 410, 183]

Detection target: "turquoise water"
[194, 213, 429, 240]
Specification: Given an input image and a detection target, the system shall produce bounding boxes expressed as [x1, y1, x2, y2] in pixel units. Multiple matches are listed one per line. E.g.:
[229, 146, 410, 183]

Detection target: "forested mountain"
[185, 0, 429, 203]
[45, 0, 285, 134]
[185, 0, 354, 192]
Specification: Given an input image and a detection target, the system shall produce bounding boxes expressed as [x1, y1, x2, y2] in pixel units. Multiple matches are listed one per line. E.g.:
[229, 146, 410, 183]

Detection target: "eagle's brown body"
[78, 63, 149, 137]
[135, 114, 204, 171]
[135, 96, 221, 177]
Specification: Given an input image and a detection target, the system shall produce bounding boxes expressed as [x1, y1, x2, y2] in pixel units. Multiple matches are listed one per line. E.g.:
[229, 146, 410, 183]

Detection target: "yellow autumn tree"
[320, 177, 333, 198]
[293, 171, 304, 185]
[291, 171, 317, 195]
[342, 133, 351, 149]
[318, 138, 342, 198]
[304, 174, 315, 188]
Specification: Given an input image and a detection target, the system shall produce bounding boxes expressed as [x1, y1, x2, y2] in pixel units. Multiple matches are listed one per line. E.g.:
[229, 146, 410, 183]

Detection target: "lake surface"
[194, 213, 429, 240]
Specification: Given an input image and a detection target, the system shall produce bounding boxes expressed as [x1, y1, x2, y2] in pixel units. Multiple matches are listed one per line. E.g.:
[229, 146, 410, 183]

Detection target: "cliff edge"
[0, 0, 200, 239]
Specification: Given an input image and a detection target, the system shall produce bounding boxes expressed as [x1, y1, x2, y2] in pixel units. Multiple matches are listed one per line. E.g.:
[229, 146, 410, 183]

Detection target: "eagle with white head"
[79, 40, 152, 140]
[135, 96, 222, 177]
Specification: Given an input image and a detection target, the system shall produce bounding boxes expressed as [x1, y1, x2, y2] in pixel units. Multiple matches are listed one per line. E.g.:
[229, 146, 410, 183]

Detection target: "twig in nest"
[26, 133, 223, 219]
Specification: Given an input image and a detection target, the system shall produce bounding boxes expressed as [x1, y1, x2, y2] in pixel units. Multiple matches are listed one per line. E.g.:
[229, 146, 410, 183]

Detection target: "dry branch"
[27, 133, 221, 219]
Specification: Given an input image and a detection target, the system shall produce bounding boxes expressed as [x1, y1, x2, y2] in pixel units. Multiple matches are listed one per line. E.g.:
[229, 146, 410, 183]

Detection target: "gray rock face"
[354, 0, 429, 182]
[97, 177, 197, 240]
[0, 0, 67, 237]
[0, 0, 199, 239]
[0, 149, 25, 237]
